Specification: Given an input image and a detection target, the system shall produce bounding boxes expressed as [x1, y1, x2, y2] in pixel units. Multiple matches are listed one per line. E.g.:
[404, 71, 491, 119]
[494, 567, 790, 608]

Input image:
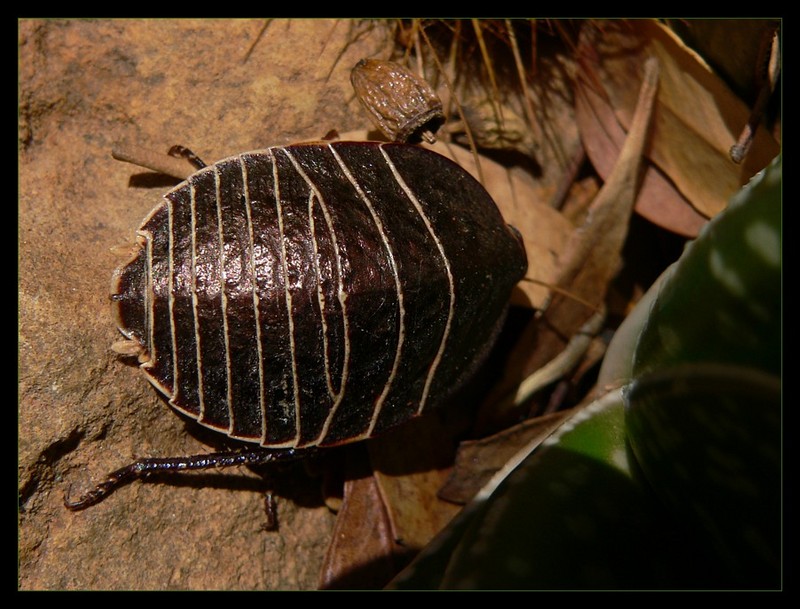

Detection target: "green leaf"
[625, 363, 780, 587]
[633, 155, 781, 378]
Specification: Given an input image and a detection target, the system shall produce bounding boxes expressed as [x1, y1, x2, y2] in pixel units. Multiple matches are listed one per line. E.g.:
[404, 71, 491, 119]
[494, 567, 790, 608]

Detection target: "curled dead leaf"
[575, 68, 709, 237]
[577, 20, 779, 221]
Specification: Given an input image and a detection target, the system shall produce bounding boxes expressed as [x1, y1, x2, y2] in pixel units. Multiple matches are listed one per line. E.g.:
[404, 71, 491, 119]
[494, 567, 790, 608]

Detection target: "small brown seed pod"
[351, 58, 445, 144]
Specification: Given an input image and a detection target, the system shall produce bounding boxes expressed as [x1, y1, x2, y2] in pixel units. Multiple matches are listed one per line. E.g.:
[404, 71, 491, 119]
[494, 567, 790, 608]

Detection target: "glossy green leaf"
[632, 155, 781, 378]
[625, 363, 780, 587]
[391, 395, 739, 589]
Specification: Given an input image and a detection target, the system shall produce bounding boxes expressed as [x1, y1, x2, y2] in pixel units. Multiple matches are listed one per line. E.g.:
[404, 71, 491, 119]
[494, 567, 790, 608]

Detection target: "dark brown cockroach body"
[67, 140, 526, 510]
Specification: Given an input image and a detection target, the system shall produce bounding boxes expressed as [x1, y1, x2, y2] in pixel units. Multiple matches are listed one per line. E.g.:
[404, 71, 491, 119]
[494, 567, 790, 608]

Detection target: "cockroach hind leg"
[64, 447, 307, 513]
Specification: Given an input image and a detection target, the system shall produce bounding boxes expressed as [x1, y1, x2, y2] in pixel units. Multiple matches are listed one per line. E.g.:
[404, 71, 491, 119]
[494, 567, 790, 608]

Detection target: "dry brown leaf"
[579, 20, 779, 219]
[367, 411, 463, 551]
[575, 66, 709, 237]
[438, 408, 576, 504]
[665, 19, 780, 101]
[541, 56, 660, 335]
[318, 445, 406, 589]
[319, 408, 464, 587]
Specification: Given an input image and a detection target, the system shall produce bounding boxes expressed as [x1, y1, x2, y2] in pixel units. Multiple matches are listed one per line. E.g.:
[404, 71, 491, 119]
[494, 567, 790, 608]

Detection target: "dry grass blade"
[416, 23, 485, 185]
[505, 18, 542, 142]
[472, 19, 505, 135]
